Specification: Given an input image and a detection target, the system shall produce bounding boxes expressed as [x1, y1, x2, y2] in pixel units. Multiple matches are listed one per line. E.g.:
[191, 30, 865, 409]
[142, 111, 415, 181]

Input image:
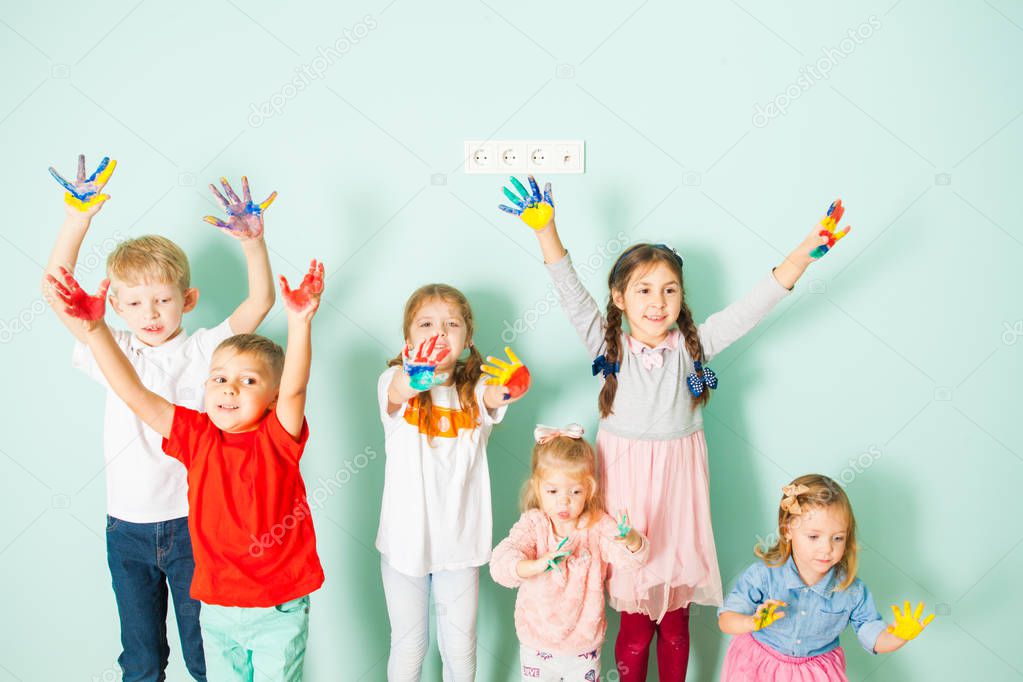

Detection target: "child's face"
[204, 350, 279, 433]
[108, 278, 198, 347]
[612, 262, 682, 346]
[538, 469, 588, 525]
[406, 298, 467, 375]
[785, 505, 849, 581]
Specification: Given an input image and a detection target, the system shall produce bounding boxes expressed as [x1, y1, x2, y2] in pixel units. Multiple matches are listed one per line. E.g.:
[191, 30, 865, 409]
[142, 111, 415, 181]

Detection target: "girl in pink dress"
[491, 424, 649, 681]
[499, 175, 849, 680]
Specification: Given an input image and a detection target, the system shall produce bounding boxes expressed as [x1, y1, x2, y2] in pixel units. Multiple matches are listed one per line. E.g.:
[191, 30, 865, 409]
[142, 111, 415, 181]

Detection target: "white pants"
[381, 557, 479, 681]
[519, 645, 601, 681]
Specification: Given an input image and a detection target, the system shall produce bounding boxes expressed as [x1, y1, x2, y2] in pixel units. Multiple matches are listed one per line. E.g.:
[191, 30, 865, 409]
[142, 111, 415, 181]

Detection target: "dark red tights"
[615, 607, 690, 681]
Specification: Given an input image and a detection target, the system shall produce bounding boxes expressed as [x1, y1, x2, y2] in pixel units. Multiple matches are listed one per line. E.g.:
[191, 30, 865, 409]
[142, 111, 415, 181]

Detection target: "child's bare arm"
[202, 176, 277, 334]
[276, 260, 324, 439]
[49, 268, 174, 438]
[42, 155, 117, 342]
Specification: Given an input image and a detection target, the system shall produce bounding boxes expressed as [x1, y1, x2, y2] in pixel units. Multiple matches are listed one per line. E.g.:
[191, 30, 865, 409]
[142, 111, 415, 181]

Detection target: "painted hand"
[809, 199, 851, 258]
[280, 259, 325, 315]
[498, 175, 554, 230]
[887, 601, 934, 641]
[49, 154, 116, 213]
[402, 334, 451, 391]
[47, 266, 109, 321]
[753, 600, 787, 631]
[204, 176, 277, 239]
[482, 346, 531, 399]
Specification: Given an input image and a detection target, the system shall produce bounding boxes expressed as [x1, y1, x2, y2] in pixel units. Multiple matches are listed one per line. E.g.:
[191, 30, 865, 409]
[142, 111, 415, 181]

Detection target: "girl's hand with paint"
[402, 334, 451, 392]
[612, 512, 643, 552]
[280, 259, 325, 321]
[482, 346, 531, 406]
[518, 538, 572, 579]
[498, 175, 555, 231]
[752, 600, 787, 631]
[887, 601, 934, 641]
[773, 199, 851, 289]
[49, 154, 117, 216]
[45, 266, 109, 332]
[204, 176, 277, 240]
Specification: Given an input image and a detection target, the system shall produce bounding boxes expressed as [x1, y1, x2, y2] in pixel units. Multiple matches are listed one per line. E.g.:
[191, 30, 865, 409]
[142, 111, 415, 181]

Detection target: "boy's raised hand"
[204, 176, 277, 240]
[46, 266, 109, 329]
[280, 259, 324, 319]
[498, 175, 554, 230]
[49, 154, 116, 215]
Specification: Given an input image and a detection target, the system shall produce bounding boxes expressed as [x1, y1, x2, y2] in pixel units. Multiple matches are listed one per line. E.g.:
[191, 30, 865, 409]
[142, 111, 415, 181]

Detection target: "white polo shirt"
[72, 320, 234, 523]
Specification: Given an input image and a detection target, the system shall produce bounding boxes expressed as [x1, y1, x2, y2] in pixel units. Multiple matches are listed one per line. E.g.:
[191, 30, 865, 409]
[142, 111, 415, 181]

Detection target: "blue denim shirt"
[719, 558, 887, 658]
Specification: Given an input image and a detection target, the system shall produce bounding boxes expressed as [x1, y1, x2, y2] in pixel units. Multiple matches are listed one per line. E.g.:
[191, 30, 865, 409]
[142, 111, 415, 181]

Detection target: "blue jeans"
[106, 515, 206, 681]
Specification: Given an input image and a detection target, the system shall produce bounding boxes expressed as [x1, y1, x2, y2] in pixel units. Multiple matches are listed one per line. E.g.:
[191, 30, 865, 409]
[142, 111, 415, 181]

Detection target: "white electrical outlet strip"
[464, 140, 585, 174]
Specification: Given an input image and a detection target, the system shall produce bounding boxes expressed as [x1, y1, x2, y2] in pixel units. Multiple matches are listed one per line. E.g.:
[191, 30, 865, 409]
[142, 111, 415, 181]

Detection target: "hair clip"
[534, 423, 585, 444]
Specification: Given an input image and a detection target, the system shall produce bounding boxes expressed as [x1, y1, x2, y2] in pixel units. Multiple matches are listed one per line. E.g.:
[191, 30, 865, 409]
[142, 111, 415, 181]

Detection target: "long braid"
[676, 295, 710, 410]
[598, 301, 624, 418]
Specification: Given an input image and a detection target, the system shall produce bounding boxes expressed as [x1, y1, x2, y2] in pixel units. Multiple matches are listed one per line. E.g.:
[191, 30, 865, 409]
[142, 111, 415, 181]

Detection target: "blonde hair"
[521, 435, 604, 528]
[214, 334, 285, 383]
[756, 473, 859, 591]
[107, 235, 190, 291]
[387, 284, 483, 442]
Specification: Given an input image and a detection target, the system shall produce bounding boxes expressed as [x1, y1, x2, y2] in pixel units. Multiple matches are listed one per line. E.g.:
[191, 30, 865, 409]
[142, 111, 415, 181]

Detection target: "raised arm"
[203, 176, 276, 333]
[276, 259, 324, 439]
[42, 154, 117, 342]
[49, 267, 173, 438]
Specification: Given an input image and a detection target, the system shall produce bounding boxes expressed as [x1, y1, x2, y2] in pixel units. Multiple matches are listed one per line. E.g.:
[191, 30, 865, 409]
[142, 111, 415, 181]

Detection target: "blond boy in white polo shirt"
[42, 154, 277, 682]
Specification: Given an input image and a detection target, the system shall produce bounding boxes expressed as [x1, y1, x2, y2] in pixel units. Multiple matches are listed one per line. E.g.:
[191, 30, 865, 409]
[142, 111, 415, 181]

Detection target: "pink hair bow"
[534, 423, 585, 444]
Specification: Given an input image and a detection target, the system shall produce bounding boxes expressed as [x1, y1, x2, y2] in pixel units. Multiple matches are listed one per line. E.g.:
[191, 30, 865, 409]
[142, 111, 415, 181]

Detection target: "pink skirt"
[721, 633, 847, 682]
[598, 429, 722, 621]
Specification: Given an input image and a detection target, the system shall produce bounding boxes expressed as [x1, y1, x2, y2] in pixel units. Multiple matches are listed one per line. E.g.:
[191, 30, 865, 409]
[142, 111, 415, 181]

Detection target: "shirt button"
[801, 611, 807, 615]
[796, 639, 801, 644]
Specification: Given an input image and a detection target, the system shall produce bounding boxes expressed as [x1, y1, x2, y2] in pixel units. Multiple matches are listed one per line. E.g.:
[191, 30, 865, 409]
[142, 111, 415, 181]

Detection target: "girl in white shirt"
[377, 283, 529, 681]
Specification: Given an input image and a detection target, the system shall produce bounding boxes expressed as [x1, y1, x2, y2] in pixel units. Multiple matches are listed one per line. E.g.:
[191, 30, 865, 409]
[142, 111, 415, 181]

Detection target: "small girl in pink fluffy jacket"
[490, 424, 649, 681]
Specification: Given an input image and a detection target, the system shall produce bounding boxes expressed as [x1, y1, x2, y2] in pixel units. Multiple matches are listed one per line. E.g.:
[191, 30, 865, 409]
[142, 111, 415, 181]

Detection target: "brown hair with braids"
[387, 284, 484, 442]
[755, 474, 859, 591]
[598, 243, 709, 417]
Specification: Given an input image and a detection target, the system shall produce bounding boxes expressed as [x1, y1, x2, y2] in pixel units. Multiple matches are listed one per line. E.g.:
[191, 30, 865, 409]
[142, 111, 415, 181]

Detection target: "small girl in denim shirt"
[717, 474, 934, 681]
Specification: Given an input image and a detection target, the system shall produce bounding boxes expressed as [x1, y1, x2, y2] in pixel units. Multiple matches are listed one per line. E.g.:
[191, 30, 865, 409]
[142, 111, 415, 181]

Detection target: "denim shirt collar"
[782, 556, 837, 598]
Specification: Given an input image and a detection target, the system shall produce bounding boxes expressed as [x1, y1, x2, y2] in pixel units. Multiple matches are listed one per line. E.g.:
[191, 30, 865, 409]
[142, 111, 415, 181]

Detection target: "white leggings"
[381, 557, 479, 682]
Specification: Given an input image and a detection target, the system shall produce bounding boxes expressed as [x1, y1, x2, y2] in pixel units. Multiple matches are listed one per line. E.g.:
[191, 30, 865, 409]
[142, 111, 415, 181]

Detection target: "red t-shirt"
[162, 405, 325, 607]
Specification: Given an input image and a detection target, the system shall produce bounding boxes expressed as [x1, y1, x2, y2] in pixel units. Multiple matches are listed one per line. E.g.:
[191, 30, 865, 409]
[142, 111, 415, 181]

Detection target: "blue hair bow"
[686, 360, 718, 397]
[592, 354, 620, 378]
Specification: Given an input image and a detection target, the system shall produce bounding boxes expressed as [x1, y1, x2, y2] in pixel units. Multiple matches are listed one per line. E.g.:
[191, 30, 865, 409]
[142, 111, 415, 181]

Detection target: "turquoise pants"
[199, 596, 310, 681]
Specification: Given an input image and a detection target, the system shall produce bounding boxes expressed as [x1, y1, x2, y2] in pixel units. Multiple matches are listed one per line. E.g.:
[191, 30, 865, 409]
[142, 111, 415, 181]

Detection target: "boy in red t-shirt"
[51, 259, 327, 681]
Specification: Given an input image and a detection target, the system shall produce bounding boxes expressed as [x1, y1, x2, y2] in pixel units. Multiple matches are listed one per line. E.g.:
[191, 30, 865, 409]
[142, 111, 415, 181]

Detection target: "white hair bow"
[534, 423, 585, 444]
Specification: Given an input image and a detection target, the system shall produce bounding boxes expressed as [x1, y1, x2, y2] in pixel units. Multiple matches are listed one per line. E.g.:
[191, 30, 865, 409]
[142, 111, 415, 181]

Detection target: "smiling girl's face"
[612, 261, 682, 347]
[406, 297, 467, 376]
[785, 505, 849, 585]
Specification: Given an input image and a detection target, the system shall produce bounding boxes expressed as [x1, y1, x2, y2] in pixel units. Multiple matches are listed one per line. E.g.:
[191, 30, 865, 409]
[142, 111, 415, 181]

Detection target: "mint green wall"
[2, 1, 1020, 680]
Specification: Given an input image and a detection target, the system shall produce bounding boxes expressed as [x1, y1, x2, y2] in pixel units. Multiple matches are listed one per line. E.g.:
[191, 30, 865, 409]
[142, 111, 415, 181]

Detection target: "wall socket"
[464, 140, 584, 174]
